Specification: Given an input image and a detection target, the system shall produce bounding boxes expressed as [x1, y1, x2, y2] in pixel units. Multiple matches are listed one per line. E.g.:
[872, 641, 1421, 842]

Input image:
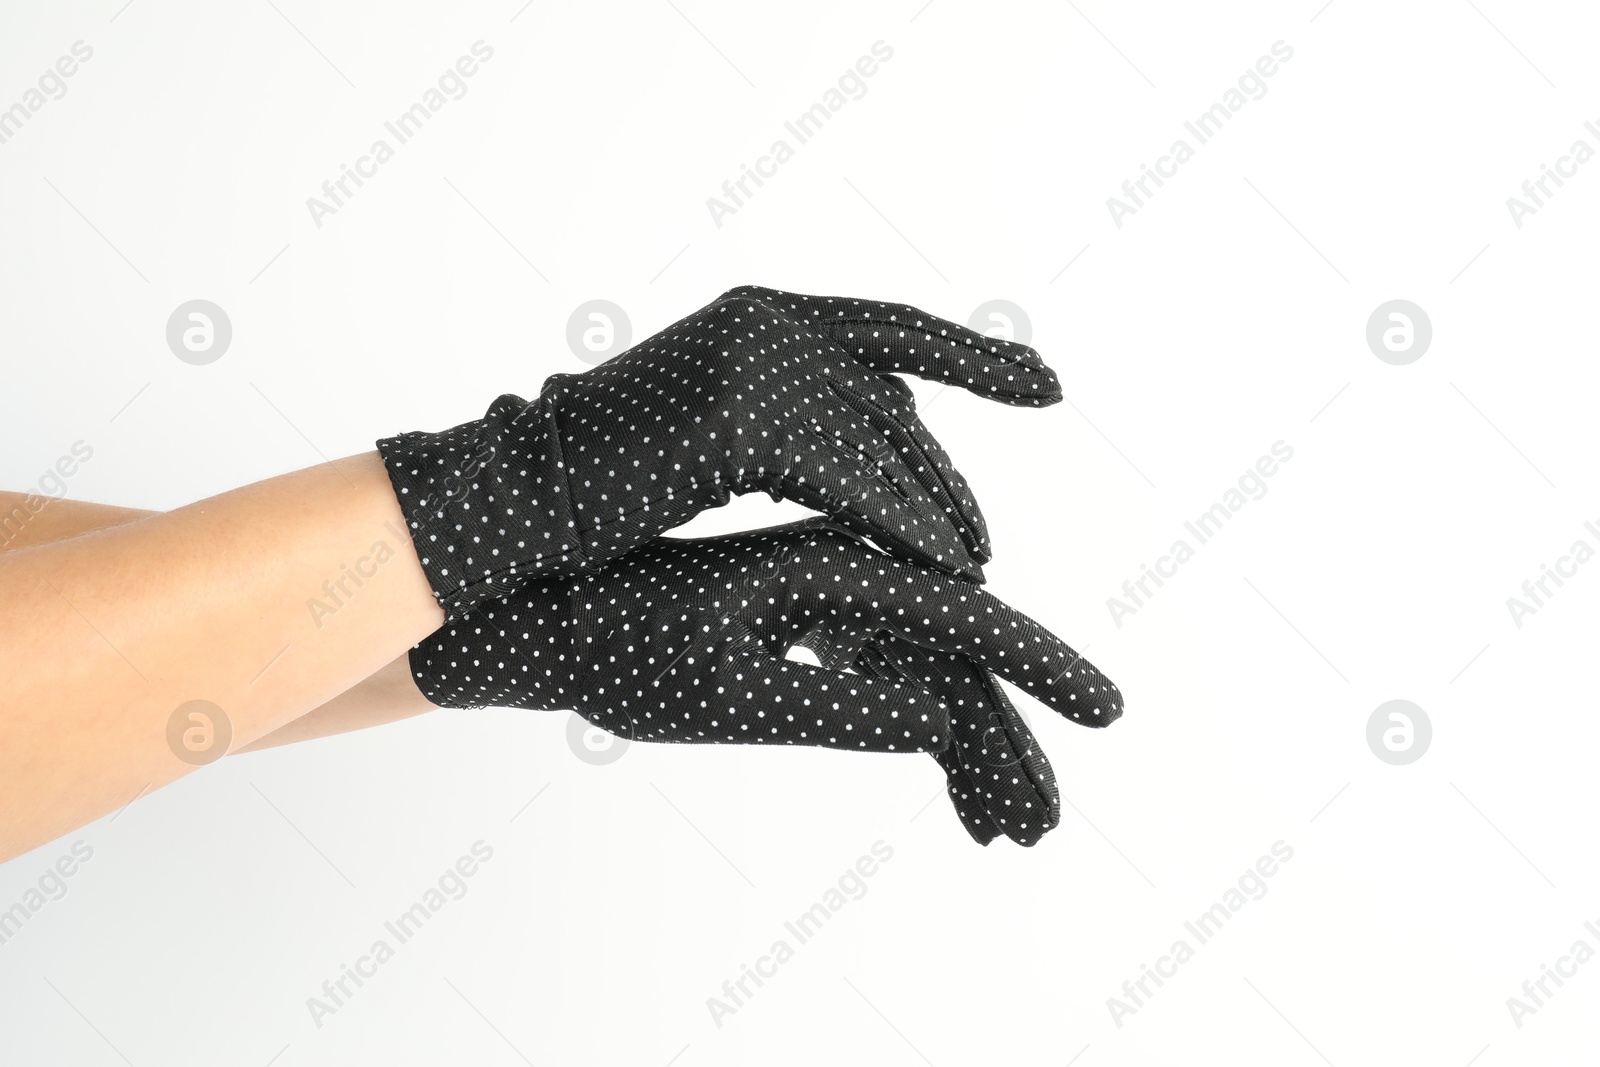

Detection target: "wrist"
[407, 577, 576, 711]
[378, 393, 582, 611]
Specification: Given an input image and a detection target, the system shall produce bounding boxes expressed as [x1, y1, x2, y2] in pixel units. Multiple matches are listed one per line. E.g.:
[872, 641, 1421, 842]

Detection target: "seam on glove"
[548, 399, 603, 575]
[820, 375, 977, 543]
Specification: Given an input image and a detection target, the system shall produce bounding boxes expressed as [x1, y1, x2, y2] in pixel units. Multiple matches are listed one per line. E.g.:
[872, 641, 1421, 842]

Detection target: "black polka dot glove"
[856, 637, 1069, 847]
[378, 286, 1061, 612]
[408, 520, 1121, 844]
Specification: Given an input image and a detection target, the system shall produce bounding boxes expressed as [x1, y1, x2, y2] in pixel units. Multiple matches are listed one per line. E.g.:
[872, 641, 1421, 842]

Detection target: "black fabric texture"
[378, 286, 1061, 612]
[409, 520, 1119, 845]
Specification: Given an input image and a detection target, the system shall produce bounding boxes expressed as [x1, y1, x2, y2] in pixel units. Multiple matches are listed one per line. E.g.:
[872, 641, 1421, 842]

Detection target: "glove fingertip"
[993, 362, 1063, 405]
[1038, 652, 1124, 729]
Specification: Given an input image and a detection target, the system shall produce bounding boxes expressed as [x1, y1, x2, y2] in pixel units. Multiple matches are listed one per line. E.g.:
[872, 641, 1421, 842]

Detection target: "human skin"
[0, 456, 445, 862]
[0, 490, 438, 754]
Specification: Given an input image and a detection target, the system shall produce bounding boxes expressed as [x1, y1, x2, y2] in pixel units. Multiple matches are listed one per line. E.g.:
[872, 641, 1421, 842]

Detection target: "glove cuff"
[408, 578, 578, 711]
[378, 392, 587, 612]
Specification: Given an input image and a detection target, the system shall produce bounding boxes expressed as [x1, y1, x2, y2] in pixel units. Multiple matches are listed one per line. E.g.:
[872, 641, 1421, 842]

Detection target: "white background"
[2, 1, 1598, 1063]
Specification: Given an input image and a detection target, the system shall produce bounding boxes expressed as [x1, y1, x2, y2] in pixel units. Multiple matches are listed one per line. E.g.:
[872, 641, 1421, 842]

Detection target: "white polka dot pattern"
[410, 520, 1122, 842]
[378, 287, 1062, 612]
[858, 638, 1064, 847]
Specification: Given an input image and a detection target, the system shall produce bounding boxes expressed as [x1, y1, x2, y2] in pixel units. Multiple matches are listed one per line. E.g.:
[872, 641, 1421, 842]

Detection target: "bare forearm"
[0, 492, 148, 551]
[0, 491, 440, 753]
[0, 454, 445, 860]
[235, 654, 438, 751]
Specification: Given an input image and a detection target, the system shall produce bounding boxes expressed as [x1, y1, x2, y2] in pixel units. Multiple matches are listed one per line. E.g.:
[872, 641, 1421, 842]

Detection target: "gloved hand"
[856, 637, 1068, 847]
[407, 520, 1121, 844]
[378, 286, 1060, 612]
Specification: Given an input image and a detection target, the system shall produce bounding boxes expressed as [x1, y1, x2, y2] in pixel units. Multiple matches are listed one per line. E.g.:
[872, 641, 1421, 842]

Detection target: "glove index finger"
[866, 563, 1123, 729]
[724, 285, 1061, 407]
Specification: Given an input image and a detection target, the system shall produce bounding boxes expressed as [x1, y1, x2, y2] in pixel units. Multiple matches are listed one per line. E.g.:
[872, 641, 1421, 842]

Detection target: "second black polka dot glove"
[408, 520, 1121, 844]
[378, 286, 1061, 612]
